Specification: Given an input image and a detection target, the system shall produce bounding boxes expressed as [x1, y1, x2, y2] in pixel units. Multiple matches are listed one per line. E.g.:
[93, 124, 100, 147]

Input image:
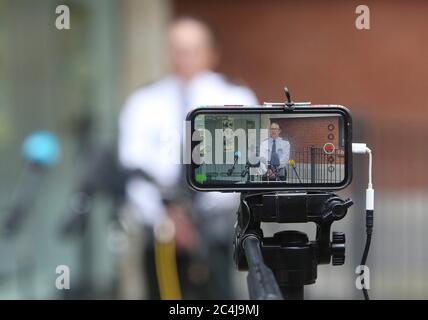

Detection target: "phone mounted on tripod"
[185, 87, 358, 299]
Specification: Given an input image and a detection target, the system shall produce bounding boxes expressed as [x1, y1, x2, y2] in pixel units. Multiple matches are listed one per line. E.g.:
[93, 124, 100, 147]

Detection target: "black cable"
[360, 209, 373, 300]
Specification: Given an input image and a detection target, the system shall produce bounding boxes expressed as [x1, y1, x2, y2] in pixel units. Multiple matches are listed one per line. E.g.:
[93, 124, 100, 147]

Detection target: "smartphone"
[185, 105, 352, 192]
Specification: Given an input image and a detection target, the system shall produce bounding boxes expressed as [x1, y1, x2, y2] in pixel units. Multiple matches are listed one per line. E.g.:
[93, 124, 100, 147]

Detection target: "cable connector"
[366, 188, 374, 211]
[352, 143, 374, 193]
[352, 143, 368, 154]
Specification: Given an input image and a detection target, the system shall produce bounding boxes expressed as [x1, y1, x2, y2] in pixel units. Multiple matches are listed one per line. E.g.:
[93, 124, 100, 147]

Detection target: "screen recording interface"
[192, 112, 346, 186]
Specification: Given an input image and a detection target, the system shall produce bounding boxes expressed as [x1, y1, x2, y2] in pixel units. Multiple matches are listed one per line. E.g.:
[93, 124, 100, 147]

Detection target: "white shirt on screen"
[259, 137, 290, 175]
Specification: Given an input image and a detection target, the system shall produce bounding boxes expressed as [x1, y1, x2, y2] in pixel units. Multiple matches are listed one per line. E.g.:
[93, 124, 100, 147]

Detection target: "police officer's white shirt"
[259, 137, 290, 174]
[119, 71, 257, 226]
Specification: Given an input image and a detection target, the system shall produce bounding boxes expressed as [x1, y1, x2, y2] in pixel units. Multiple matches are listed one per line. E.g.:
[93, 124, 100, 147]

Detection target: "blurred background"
[0, 0, 427, 299]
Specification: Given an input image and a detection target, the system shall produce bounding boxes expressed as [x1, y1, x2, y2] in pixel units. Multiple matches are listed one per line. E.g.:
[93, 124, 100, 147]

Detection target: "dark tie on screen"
[271, 139, 280, 167]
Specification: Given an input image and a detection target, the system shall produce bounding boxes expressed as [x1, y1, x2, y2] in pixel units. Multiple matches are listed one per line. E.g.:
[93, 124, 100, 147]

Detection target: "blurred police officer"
[259, 122, 290, 181]
[119, 16, 257, 299]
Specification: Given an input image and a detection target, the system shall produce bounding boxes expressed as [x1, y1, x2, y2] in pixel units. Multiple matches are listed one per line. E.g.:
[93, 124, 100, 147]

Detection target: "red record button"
[323, 142, 335, 154]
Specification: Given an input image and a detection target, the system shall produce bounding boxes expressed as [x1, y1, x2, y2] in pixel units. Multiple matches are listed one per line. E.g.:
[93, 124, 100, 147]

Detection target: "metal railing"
[287, 147, 345, 184]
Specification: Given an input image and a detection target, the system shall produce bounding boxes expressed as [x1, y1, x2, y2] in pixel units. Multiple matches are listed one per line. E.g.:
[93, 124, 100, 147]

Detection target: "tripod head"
[233, 192, 353, 299]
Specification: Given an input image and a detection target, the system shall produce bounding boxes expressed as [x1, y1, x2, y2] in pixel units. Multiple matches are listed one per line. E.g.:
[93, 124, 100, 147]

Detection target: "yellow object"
[288, 159, 296, 167]
[154, 218, 182, 300]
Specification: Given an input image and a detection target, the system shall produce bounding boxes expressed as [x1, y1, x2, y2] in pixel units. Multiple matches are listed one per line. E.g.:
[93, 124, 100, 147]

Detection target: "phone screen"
[187, 106, 352, 191]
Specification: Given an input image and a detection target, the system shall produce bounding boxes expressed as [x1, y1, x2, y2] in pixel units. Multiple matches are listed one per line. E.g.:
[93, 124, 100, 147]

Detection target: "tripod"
[233, 192, 353, 300]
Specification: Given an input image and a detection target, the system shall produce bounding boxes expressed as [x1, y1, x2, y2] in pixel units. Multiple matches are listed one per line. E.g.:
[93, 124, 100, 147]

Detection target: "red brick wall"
[275, 117, 340, 151]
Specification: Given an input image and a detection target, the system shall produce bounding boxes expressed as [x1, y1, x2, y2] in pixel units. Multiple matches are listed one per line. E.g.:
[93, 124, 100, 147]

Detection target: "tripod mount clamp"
[283, 86, 295, 110]
[263, 86, 311, 111]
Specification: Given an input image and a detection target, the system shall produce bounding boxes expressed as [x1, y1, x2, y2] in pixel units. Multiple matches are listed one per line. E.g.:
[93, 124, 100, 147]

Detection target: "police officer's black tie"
[271, 139, 280, 167]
